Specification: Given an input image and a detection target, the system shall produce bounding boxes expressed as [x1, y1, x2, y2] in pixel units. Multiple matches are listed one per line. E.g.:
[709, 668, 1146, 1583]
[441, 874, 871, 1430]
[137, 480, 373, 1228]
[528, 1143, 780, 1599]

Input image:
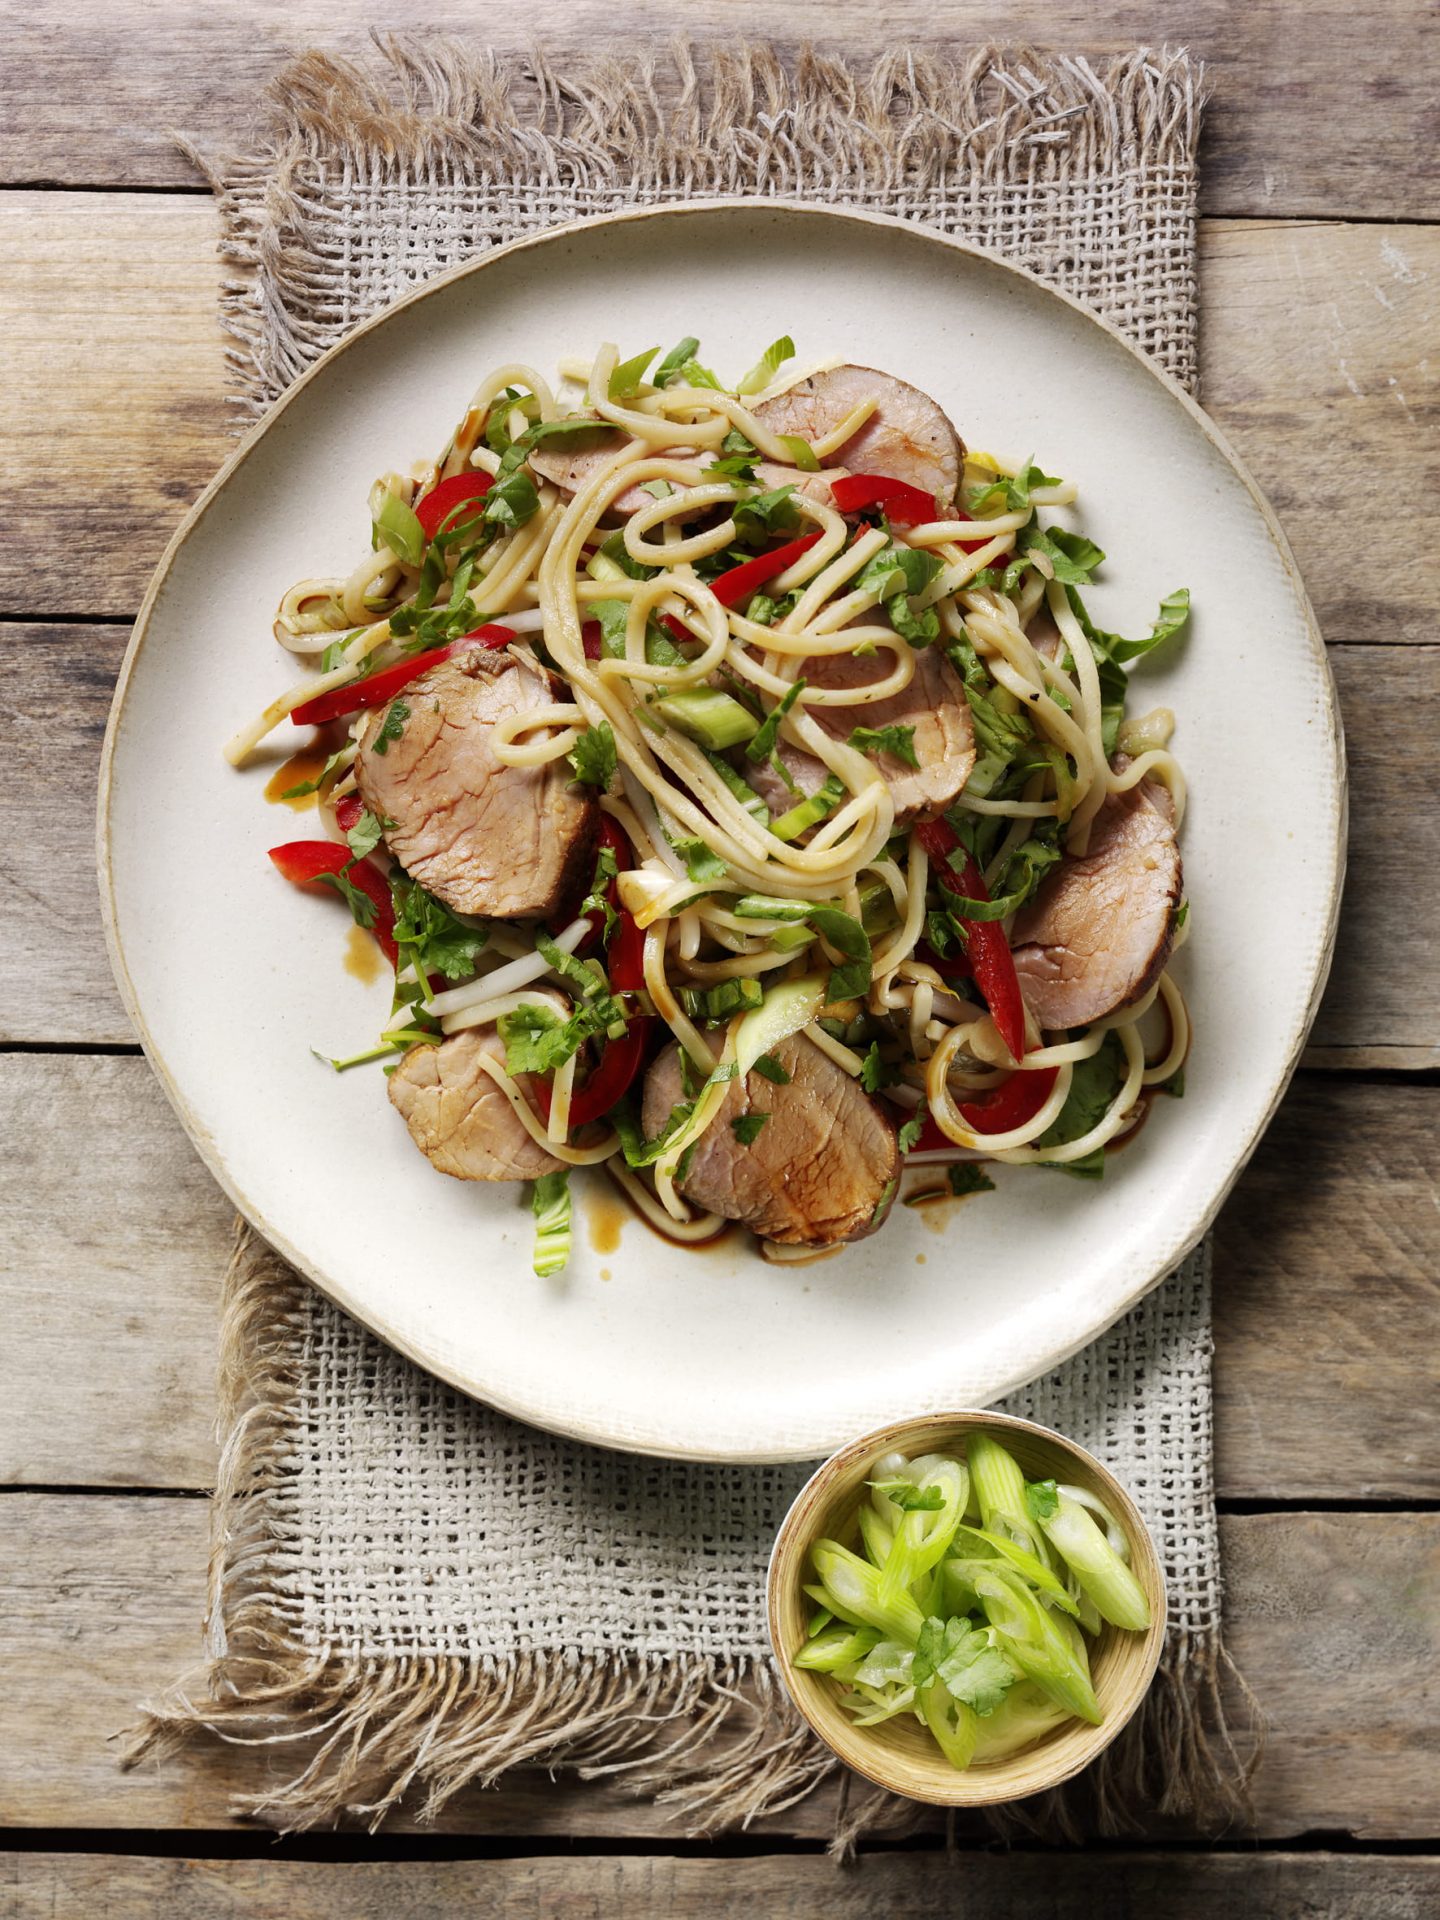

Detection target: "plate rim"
[96, 196, 1347, 1462]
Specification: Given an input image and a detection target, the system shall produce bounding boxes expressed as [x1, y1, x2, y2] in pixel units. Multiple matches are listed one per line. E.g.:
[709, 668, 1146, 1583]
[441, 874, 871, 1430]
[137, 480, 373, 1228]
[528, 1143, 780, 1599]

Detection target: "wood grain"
[1212, 1079, 1440, 1500]
[3, 197, 1437, 646]
[7, 1851, 1440, 1919]
[4, 0, 1439, 221]
[3, 1059, 1435, 1498]
[1199, 219, 1440, 655]
[1306, 646, 1440, 1057]
[0, 193, 227, 618]
[9, 621, 1437, 1056]
[0, 1496, 1433, 1838]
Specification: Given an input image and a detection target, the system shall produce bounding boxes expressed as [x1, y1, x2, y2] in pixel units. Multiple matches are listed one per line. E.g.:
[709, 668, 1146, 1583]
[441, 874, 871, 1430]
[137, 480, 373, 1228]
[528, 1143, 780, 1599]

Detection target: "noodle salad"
[233, 337, 1191, 1275]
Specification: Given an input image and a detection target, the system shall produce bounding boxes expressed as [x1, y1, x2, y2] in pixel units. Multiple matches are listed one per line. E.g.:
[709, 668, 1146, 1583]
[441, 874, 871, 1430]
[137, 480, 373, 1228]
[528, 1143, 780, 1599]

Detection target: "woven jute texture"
[133, 39, 1256, 1845]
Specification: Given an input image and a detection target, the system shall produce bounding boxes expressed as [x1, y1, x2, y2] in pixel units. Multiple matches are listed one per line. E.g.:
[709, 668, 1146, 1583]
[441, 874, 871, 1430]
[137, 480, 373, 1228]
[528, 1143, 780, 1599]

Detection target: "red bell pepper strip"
[291, 625, 514, 729]
[414, 471, 492, 541]
[333, 792, 365, 835]
[652, 532, 827, 646]
[710, 530, 824, 610]
[829, 472, 939, 527]
[268, 841, 398, 970]
[959, 1065, 1059, 1133]
[564, 816, 632, 956]
[915, 816, 1029, 1062]
[535, 1015, 654, 1131]
[606, 905, 646, 993]
[907, 1064, 1057, 1153]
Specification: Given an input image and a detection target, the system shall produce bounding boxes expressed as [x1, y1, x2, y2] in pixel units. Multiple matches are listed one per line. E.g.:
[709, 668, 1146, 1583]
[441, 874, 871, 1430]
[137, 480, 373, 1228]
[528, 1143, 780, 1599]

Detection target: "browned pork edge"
[641, 1032, 900, 1247]
[356, 647, 597, 921]
[1010, 776, 1181, 1030]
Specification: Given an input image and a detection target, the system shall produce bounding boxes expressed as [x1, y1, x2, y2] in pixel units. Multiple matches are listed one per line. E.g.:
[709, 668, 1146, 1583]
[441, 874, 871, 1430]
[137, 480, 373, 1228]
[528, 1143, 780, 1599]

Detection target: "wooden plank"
[0, 1494, 849, 1840]
[1222, 1513, 1440, 1843]
[0, 194, 227, 618]
[1309, 646, 1440, 1057]
[3, 0, 1438, 220]
[3, 197, 1437, 636]
[1, 623, 130, 1044]
[10, 621, 1438, 1056]
[0, 1497, 1433, 1837]
[1212, 1077, 1440, 1500]
[0, 1057, 231, 1488]
[6, 1851, 1440, 1920]
[1198, 219, 1440, 654]
[2, 1060, 1436, 1499]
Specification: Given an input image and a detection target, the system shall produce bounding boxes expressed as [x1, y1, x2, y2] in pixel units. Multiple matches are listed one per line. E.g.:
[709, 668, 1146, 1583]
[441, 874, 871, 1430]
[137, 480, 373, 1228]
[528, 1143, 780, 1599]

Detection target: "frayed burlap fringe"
[185, 36, 1204, 422]
[124, 1224, 1257, 1847]
[126, 37, 1256, 1847]
[122, 1226, 877, 1842]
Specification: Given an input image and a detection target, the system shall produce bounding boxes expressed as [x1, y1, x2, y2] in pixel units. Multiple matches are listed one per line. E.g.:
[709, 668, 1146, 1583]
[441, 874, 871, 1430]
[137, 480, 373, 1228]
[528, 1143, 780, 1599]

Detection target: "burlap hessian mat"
[128, 40, 1258, 1848]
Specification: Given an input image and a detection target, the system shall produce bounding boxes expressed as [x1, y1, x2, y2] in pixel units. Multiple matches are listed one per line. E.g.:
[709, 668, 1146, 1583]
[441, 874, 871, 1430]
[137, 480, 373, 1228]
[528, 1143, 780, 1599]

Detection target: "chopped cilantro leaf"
[848, 723, 919, 769]
[1025, 1479, 1060, 1522]
[871, 1478, 944, 1512]
[947, 1164, 996, 1198]
[317, 868, 377, 930]
[370, 699, 410, 756]
[731, 1112, 770, 1146]
[568, 720, 617, 789]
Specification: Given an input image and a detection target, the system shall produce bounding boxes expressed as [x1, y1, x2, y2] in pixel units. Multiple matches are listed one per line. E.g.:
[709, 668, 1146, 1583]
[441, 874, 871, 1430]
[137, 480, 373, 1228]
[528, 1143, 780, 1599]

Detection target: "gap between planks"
[3, 0, 1439, 221]
[3, 198, 1437, 639]
[4, 1850, 1440, 1918]
[4, 626, 1433, 1054]
[0, 1498, 1435, 1842]
[1, 1058, 1434, 1497]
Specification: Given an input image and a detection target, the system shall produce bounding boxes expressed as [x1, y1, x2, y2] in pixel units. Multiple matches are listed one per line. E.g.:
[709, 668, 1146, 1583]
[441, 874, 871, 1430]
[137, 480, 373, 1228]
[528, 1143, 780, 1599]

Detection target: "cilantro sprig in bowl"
[766, 1410, 1165, 1806]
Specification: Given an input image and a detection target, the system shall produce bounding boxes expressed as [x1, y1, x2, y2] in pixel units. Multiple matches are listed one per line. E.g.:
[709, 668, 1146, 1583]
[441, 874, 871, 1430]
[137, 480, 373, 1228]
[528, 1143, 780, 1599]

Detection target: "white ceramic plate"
[100, 202, 1343, 1463]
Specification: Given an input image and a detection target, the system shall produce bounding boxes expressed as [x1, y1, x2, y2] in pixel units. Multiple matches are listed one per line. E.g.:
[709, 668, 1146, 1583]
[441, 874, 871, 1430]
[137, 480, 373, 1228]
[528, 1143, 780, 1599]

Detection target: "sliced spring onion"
[967, 1431, 1055, 1569]
[946, 1523, 1078, 1614]
[370, 486, 426, 569]
[732, 894, 815, 924]
[530, 1171, 572, 1278]
[680, 977, 765, 1022]
[736, 333, 796, 396]
[778, 433, 820, 472]
[703, 749, 770, 824]
[653, 688, 760, 751]
[770, 775, 846, 843]
[1036, 1493, 1152, 1632]
[810, 1540, 925, 1645]
[920, 1679, 979, 1769]
[788, 1432, 1149, 1777]
[792, 1624, 881, 1673]
[972, 1567, 1101, 1725]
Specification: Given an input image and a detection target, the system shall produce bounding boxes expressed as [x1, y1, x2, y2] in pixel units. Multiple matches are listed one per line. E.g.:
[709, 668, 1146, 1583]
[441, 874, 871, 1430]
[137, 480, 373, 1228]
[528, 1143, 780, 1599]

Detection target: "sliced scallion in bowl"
[793, 1432, 1153, 1770]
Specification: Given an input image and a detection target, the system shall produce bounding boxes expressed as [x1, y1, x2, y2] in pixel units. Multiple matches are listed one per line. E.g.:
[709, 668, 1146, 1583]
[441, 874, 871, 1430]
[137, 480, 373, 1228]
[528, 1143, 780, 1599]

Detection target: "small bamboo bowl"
[767, 1409, 1166, 1807]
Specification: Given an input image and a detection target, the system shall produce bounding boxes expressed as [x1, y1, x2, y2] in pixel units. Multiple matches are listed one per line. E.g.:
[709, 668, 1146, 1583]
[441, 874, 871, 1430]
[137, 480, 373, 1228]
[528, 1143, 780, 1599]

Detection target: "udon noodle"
[233, 339, 1191, 1258]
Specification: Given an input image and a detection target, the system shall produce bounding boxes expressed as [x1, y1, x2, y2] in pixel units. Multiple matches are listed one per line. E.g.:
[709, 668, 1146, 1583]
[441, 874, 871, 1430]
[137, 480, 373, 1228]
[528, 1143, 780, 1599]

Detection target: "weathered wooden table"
[2, 6, 1436, 1913]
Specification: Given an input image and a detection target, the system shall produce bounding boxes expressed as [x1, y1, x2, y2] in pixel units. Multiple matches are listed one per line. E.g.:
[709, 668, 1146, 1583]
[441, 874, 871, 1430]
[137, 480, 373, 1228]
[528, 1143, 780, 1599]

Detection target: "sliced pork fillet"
[355, 648, 597, 921]
[641, 1033, 900, 1247]
[1010, 776, 1181, 1030]
[806, 646, 975, 820]
[389, 1028, 565, 1182]
[754, 364, 964, 509]
[745, 646, 975, 828]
